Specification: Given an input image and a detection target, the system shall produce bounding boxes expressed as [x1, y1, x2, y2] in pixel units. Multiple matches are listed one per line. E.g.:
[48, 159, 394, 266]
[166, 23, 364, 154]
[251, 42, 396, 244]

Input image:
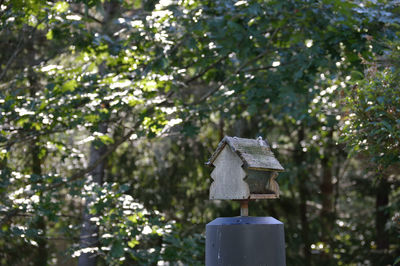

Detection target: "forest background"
[0, 0, 399, 265]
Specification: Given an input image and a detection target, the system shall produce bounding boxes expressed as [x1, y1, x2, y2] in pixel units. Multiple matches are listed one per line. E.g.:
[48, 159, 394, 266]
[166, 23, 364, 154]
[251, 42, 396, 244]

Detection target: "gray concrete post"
[206, 216, 286, 266]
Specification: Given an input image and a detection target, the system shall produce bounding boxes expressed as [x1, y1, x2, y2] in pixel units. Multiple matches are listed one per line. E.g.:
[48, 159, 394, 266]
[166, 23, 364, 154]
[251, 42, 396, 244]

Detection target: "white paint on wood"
[210, 145, 250, 200]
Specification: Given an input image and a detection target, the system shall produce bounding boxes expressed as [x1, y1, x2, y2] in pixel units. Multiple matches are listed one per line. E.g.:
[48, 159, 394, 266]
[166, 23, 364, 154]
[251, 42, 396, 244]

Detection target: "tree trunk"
[78, 3, 119, 265]
[28, 65, 48, 266]
[219, 115, 224, 141]
[320, 130, 335, 243]
[295, 126, 311, 265]
[31, 142, 48, 266]
[78, 123, 107, 266]
[376, 177, 390, 250]
[299, 182, 311, 264]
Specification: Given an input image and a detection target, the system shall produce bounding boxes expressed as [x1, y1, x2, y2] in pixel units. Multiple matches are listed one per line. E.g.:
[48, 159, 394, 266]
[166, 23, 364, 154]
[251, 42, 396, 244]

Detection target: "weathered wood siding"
[210, 145, 249, 200]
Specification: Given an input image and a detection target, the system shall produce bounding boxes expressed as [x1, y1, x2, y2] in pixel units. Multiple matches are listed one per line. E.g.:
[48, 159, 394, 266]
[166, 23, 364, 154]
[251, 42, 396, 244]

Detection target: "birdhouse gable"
[209, 145, 249, 200]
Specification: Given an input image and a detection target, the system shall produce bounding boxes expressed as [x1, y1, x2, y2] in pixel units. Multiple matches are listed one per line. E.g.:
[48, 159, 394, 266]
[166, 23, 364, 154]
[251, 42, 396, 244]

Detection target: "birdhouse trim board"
[208, 136, 284, 200]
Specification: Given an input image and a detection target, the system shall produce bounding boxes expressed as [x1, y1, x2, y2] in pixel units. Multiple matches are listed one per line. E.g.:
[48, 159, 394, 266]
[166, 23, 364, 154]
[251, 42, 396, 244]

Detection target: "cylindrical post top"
[206, 216, 286, 266]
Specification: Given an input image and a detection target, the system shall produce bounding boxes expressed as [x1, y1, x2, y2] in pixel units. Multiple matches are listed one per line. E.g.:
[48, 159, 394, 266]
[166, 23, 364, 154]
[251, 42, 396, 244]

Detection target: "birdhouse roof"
[206, 136, 284, 171]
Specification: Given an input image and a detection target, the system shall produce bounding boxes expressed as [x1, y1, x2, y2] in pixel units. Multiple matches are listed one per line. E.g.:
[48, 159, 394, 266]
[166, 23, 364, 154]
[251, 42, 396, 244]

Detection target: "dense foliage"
[0, 0, 399, 265]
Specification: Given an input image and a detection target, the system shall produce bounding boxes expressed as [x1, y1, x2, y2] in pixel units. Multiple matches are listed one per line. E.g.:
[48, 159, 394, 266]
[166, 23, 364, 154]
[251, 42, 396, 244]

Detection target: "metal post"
[206, 216, 286, 266]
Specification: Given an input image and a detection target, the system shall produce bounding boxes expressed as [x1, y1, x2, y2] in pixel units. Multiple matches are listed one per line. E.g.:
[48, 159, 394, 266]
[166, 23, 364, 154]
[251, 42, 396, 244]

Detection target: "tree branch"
[0, 20, 43, 82]
[47, 128, 137, 191]
[0, 127, 137, 226]
[0, 211, 78, 219]
[193, 27, 280, 104]
[0, 35, 24, 82]
[244, 66, 275, 72]
[71, 9, 103, 24]
[184, 54, 228, 84]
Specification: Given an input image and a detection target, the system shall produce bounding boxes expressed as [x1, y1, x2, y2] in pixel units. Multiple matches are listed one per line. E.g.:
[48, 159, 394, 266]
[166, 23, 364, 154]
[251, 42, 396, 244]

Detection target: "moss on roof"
[206, 136, 284, 171]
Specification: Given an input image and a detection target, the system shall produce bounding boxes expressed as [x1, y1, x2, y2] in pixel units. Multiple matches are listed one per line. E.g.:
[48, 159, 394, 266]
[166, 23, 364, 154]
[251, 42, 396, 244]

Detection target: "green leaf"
[128, 239, 139, 248]
[350, 70, 363, 80]
[382, 120, 392, 130]
[98, 135, 114, 144]
[46, 30, 53, 40]
[62, 80, 78, 92]
[53, 2, 69, 13]
[110, 241, 124, 258]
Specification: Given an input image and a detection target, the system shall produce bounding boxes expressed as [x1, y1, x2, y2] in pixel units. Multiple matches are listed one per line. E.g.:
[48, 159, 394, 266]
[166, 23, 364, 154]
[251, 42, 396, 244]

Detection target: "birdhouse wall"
[210, 145, 250, 200]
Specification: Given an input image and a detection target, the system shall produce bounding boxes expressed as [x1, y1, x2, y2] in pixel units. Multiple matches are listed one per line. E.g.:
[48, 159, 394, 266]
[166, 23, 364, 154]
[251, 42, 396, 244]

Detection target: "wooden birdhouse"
[206, 136, 284, 201]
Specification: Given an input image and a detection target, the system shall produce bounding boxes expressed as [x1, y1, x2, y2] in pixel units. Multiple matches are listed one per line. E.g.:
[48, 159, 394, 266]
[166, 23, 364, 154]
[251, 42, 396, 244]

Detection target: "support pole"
[206, 217, 286, 266]
[240, 200, 248, 216]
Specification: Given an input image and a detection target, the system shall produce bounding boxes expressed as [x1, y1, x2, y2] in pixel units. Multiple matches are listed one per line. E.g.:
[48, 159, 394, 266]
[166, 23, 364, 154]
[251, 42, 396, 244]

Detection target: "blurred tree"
[0, 0, 399, 265]
[343, 41, 400, 262]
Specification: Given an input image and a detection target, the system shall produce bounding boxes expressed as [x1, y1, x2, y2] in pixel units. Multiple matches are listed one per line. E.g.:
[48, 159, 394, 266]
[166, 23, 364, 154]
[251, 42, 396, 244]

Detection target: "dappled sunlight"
[0, 0, 399, 265]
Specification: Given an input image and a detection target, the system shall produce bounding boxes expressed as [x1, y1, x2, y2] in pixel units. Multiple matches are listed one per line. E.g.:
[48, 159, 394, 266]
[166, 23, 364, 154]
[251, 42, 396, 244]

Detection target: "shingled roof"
[206, 136, 284, 171]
